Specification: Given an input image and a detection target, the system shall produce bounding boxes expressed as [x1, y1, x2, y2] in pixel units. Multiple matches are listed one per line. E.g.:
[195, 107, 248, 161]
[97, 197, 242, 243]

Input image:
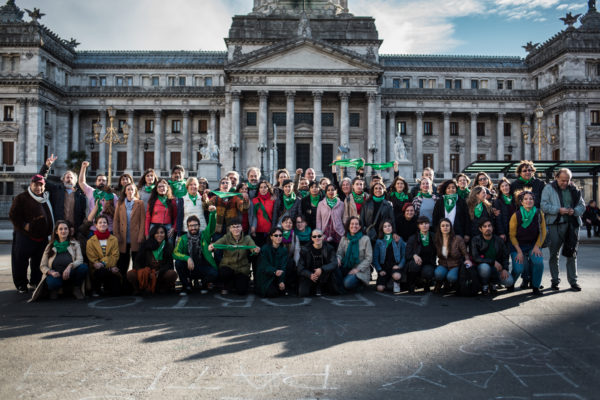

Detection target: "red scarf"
[94, 230, 110, 240]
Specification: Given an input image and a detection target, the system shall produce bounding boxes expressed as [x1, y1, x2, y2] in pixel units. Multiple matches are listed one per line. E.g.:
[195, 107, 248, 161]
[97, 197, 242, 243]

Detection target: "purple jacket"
[316, 198, 345, 241]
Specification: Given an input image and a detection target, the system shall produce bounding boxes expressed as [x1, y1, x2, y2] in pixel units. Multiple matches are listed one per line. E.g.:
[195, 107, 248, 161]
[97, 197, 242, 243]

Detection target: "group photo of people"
[9, 155, 590, 302]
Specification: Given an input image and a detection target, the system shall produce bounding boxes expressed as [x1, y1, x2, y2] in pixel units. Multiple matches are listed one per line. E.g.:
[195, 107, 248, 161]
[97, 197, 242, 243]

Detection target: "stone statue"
[394, 134, 408, 161]
[590, 0, 597, 12]
[298, 11, 312, 37]
[200, 132, 219, 161]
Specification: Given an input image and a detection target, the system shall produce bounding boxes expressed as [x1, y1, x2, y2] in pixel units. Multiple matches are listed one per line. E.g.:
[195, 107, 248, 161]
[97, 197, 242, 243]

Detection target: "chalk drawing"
[261, 297, 312, 307]
[233, 365, 286, 389]
[214, 294, 255, 307]
[88, 296, 142, 309]
[460, 336, 552, 366]
[504, 364, 578, 388]
[320, 294, 375, 307]
[282, 364, 337, 390]
[152, 296, 210, 309]
[78, 397, 135, 400]
[233, 365, 337, 391]
[165, 366, 222, 391]
[374, 291, 430, 307]
[437, 364, 499, 389]
[381, 362, 446, 389]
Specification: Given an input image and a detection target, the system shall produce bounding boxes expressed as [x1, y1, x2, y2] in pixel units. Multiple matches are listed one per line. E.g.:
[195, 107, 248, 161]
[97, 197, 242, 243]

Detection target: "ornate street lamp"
[521, 103, 558, 160]
[258, 143, 267, 177]
[230, 144, 239, 171]
[92, 106, 129, 186]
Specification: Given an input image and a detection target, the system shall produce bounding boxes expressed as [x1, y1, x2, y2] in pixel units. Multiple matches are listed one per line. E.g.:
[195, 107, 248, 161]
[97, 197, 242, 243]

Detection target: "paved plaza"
[0, 242, 599, 400]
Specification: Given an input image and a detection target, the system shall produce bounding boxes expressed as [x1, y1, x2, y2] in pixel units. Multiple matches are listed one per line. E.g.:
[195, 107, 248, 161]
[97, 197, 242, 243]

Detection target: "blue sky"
[13, 0, 592, 56]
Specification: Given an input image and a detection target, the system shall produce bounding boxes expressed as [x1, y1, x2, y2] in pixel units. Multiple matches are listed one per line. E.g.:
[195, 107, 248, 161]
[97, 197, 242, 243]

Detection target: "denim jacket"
[373, 237, 406, 272]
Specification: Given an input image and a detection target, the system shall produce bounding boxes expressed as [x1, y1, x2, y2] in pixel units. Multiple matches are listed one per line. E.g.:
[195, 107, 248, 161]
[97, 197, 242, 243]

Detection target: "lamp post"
[368, 144, 378, 175]
[92, 106, 129, 186]
[258, 143, 267, 177]
[230, 144, 239, 170]
[521, 104, 558, 160]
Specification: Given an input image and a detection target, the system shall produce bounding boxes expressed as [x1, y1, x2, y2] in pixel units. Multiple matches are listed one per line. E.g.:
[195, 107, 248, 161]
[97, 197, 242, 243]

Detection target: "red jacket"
[145, 198, 177, 236]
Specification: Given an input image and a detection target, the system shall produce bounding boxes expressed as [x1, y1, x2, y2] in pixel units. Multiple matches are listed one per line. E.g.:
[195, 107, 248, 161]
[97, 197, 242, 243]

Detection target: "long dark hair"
[47, 220, 73, 259]
[377, 219, 395, 239]
[118, 182, 139, 205]
[434, 218, 456, 251]
[137, 168, 158, 189]
[116, 173, 134, 193]
[143, 224, 168, 251]
[148, 179, 174, 219]
[389, 176, 409, 194]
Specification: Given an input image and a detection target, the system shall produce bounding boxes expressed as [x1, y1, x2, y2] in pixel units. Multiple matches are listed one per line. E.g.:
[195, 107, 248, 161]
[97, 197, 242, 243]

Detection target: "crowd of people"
[9, 155, 591, 302]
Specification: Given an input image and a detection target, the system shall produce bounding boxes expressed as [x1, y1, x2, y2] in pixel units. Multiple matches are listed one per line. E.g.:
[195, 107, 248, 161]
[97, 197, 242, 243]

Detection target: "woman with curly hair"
[145, 179, 177, 241]
[466, 186, 494, 243]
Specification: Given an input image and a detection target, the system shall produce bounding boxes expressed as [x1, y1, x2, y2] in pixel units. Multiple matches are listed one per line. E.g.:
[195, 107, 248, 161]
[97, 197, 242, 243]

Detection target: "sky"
[12, 0, 592, 56]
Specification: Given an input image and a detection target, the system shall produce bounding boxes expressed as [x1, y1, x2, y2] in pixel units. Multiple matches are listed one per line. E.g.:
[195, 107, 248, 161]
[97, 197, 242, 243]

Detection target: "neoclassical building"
[1, 0, 600, 200]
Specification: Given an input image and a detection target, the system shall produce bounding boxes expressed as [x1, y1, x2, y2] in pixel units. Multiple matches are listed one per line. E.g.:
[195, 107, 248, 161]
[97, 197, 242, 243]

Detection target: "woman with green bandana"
[405, 216, 437, 294]
[373, 220, 405, 294]
[128, 224, 177, 294]
[137, 168, 158, 209]
[294, 215, 312, 247]
[336, 216, 372, 292]
[342, 177, 368, 225]
[492, 177, 516, 242]
[145, 179, 177, 241]
[388, 176, 412, 229]
[280, 216, 301, 265]
[316, 184, 345, 249]
[360, 182, 396, 245]
[455, 173, 471, 200]
[276, 179, 301, 226]
[113, 183, 145, 280]
[509, 160, 546, 208]
[412, 177, 438, 224]
[509, 191, 546, 296]
[432, 179, 469, 238]
[273, 168, 291, 199]
[256, 226, 293, 297]
[208, 177, 250, 236]
[301, 181, 323, 230]
[467, 186, 494, 242]
[250, 180, 279, 249]
[168, 165, 187, 199]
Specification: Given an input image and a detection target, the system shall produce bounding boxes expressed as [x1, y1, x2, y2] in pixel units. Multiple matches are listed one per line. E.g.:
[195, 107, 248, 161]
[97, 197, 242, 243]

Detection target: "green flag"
[212, 244, 256, 251]
[330, 158, 365, 169]
[211, 191, 242, 199]
[365, 162, 395, 170]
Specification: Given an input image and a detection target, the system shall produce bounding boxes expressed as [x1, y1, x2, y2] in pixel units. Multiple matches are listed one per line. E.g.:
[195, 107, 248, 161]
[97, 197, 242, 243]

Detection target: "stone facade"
[1, 0, 600, 199]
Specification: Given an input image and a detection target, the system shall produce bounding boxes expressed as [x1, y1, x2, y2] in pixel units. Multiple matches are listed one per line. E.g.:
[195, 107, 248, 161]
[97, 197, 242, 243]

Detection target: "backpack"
[458, 263, 482, 297]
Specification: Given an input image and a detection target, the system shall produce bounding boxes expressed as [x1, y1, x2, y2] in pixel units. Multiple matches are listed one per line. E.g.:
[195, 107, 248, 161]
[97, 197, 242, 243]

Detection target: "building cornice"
[381, 88, 539, 102]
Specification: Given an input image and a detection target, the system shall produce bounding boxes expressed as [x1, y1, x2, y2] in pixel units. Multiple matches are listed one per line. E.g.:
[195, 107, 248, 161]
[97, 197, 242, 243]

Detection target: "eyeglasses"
[271, 234, 282, 237]
[524, 168, 535, 172]
[187, 224, 199, 228]
[312, 234, 323, 238]
[479, 177, 488, 181]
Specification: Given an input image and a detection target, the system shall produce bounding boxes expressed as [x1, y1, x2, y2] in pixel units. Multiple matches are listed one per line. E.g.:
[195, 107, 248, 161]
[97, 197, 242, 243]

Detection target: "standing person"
[115, 173, 134, 195]
[342, 177, 367, 224]
[541, 168, 585, 292]
[208, 177, 250, 237]
[510, 160, 546, 208]
[583, 200, 600, 238]
[373, 220, 406, 294]
[145, 179, 177, 240]
[301, 181, 322, 230]
[410, 167, 437, 197]
[412, 177, 438, 223]
[319, 177, 331, 196]
[397, 203, 418, 243]
[209, 220, 260, 295]
[168, 165, 187, 199]
[78, 161, 118, 232]
[255, 227, 291, 298]
[388, 176, 412, 230]
[360, 182, 396, 244]
[246, 167, 261, 200]
[296, 177, 310, 198]
[227, 171, 240, 190]
[433, 218, 470, 293]
[316, 184, 345, 249]
[336, 216, 373, 293]
[305, 168, 316, 182]
[466, 186, 494, 243]
[297, 228, 339, 297]
[277, 179, 301, 226]
[38, 155, 87, 234]
[493, 177, 516, 242]
[235, 182, 251, 233]
[330, 164, 352, 202]
[9, 174, 54, 293]
[294, 215, 312, 248]
[128, 224, 177, 294]
[250, 180, 278, 248]
[405, 216, 437, 294]
[176, 177, 207, 237]
[273, 168, 291, 199]
[471, 218, 515, 294]
[280, 216, 301, 267]
[456, 173, 471, 200]
[137, 168, 158, 208]
[113, 183, 145, 279]
[31, 220, 88, 301]
[432, 179, 469, 238]
[509, 191, 547, 296]
[173, 208, 218, 295]
[86, 215, 121, 296]
[471, 172, 496, 201]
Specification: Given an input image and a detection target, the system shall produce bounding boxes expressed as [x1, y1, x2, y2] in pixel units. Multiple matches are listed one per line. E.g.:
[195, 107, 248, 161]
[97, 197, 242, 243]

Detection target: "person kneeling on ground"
[128, 224, 177, 294]
[87, 215, 121, 296]
[471, 218, 514, 295]
[255, 227, 292, 297]
[173, 206, 218, 295]
[373, 220, 406, 294]
[297, 228, 339, 297]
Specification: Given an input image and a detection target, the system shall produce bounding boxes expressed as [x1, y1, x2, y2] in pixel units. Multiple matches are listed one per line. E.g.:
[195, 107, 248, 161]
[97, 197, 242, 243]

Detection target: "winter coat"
[405, 232, 437, 267]
[336, 234, 373, 285]
[373, 237, 406, 272]
[9, 190, 53, 241]
[510, 177, 545, 208]
[213, 232, 257, 276]
[113, 199, 146, 253]
[173, 210, 217, 268]
[360, 199, 396, 243]
[432, 197, 469, 238]
[470, 234, 509, 271]
[316, 198, 345, 241]
[436, 235, 469, 268]
[540, 181, 585, 226]
[297, 243, 338, 278]
[39, 164, 87, 230]
[255, 243, 289, 297]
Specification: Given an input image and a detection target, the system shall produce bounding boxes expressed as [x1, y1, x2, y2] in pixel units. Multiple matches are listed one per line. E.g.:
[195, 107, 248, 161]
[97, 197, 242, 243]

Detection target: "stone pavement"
[0, 243, 598, 400]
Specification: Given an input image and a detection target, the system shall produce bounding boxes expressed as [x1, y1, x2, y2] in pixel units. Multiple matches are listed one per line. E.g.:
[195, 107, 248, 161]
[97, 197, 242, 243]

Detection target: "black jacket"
[359, 199, 396, 243]
[432, 197, 469, 237]
[510, 177, 545, 209]
[470, 234, 509, 271]
[492, 197, 516, 237]
[301, 194, 321, 230]
[405, 232, 437, 266]
[39, 164, 87, 229]
[297, 243, 337, 279]
[468, 205, 494, 239]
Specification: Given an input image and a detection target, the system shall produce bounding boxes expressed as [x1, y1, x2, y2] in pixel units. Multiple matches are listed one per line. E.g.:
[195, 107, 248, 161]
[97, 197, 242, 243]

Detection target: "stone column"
[564, 105, 578, 159]
[154, 109, 163, 173]
[387, 111, 396, 162]
[231, 91, 241, 171]
[0, 138, 4, 164]
[71, 109, 80, 153]
[497, 112, 505, 161]
[17, 98, 27, 166]
[376, 94, 382, 163]
[381, 111, 387, 163]
[99, 109, 107, 173]
[181, 109, 190, 171]
[415, 111, 424, 176]
[126, 109, 135, 171]
[443, 112, 451, 178]
[57, 109, 69, 171]
[339, 91, 350, 151]
[470, 112, 478, 164]
[522, 113, 532, 161]
[285, 91, 295, 171]
[313, 91, 323, 177]
[367, 92, 377, 161]
[578, 104, 587, 160]
[258, 90, 268, 148]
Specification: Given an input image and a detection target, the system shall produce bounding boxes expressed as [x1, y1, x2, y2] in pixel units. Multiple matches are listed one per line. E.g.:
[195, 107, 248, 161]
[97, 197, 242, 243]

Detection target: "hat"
[282, 179, 293, 187]
[31, 174, 45, 184]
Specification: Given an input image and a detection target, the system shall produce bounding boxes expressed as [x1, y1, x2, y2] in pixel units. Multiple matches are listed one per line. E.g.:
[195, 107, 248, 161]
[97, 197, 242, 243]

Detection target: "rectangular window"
[450, 121, 459, 136]
[398, 121, 406, 135]
[126, 76, 133, 86]
[552, 148, 560, 161]
[423, 154, 433, 169]
[204, 77, 213, 87]
[419, 79, 425, 89]
[477, 153, 487, 161]
[597, 64, 600, 76]
[322, 112, 334, 127]
[590, 146, 600, 161]
[89, 76, 97, 87]
[555, 114, 560, 135]
[144, 152, 154, 170]
[349, 113, 360, 127]
[471, 79, 478, 89]
[296, 143, 310, 171]
[294, 112, 313, 125]
[152, 76, 159, 86]
[168, 76, 176, 87]
[504, 154, 512, 161]
[504, 122, 512, 137]
[477, 122, 485, 136]
[424, 121, 433, 136]
[428, 79, 436, 88]
[535, 77, 539, 89]
[506, 80, 513, 90]
[170, 152, 181, 170]
[44, 110, 49, 126]
[91, 151, 99, 171]
[145, 119, 154, 133]
[246, 112, 257, 127]
[178, 76, 186, 86]
[5, 181, 13, 195]
[171, 119, 181, 133]
[497, 80, 504, 90]
[277, 143, 286, 171]
[392, 78, 400, 89]
[445, 79, 452, 89]
[450, 154, 459, 174]
[321, 143, 334, 179]
[198, 119, 208, 133]
[454, 79, 462, 89]
[591, 110, 600, 126]
[402, 78, 410, 88]
[99, 76, 107, 86]
[2, 141, 14, 165]
[117, 152, 127, 171]
[118, 119, 126, 133]
[272, 112, 286, 126]
[480, 79, 488, 89]
[3, 105, 14, 121]
[116, 76, 124, 86]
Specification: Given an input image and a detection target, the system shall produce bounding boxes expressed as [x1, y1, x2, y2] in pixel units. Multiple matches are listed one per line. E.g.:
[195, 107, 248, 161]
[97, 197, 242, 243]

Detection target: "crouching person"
[405, 216, 437, 294]
[297, 228, 339, 297]
[173, 207, 218, 295]
[373, 220, 406, 294]
[87, 215, 121, 296]
[255, 227, 292, 297]
[472, 218, 514, 295]
[127, 224, 177, 294]
[31, 220, 88, 301]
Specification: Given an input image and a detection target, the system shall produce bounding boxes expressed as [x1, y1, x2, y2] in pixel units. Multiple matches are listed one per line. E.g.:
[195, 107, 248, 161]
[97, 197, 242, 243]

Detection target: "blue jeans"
[46, 264, 89, 291]
[343, 273, 363, 292]
[477, 263, 515, 287]
[511, 244, 544, 289]
[434, 266, 459, 283]
[175, 260, 218, 289]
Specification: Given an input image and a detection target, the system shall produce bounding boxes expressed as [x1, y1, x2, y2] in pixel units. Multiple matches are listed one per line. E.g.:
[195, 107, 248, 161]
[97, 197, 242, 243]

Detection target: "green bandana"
[352, 191, 365, 204]
[152, 240, 166, 261]
[282, 230, 291, 241]
[443, 194, 458, 213]
[283, 192, 297, 210]
[474, 202, 484, 218]
[420, 232, 430, 246]
[417, 192, 432, 199]
[502, 194, 513, 205]
[168, 180, 187, 198]
[342, 231, 363, 271]
[295, 227, 311, 242]
[457, 188, 470, 199]
[310, 194, 320, 207]
[93, 189, 115, 215]
[188, 194, 198, 206]
[384, 234, 392, 248]
[299, 190, 309, 198]
[518, 176, 532, 185]
[144, 184, 155, 193]
[53, 240, 70, 254]
[158, 195, 168, 208]
[365, 161, 395, 170]
[211, 191, 242, 199]
[372, 195, 385, 203]
[254, 200, 272, 223]
[520, 206, 537, 229]
[247, 182, 258, 190]
[391, 191, 409, 202]
[331, 158, 365, 169]
[212, 244, 256, 251]
[326, 196, 338, 208]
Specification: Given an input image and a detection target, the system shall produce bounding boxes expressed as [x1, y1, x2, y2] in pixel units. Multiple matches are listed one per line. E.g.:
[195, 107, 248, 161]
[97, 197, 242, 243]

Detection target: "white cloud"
[557, 4, 569, 9]
[494, 0, 559, 7]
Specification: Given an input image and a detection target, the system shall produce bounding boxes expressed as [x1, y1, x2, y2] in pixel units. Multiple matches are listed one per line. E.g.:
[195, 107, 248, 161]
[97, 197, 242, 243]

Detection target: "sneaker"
[200, 289, 208, 295]
[570, 283, 582, 292]
[49, 290, 58, 300]
[28, 283, 38, 291]
[17, 285, 28, 294]
[221, 289, 229, 295]
[520, 280, 530, 290]
[179, 291, 188, 297]
[506, 285, 515, 293]
[551, 282, 560, 291]
[393, 282, 401, 295]
[482, 285, 489, 295]
[532, 287, 544, 296]
[91, 291, 100, 298]
[72, 287, 84, 300]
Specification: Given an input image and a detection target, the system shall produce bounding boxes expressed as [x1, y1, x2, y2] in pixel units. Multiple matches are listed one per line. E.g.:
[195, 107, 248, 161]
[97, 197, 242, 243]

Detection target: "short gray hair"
[555, 168, 572, 179]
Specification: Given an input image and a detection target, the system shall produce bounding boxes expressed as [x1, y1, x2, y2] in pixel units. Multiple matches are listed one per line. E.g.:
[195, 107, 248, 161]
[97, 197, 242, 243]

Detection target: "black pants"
[586, 220, 600, 237]
[298, 270, 336, 297]
[117, 244, 137, 276]
[219, 266, 250, 295]
[11, 231, 46, 289]
[406, 261, 435, 288]
[91, 268, 122, 295]
[264, 281, 286, 298]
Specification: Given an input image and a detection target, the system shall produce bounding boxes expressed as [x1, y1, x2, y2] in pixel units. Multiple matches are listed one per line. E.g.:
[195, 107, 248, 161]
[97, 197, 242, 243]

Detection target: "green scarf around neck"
[188, 194, 198, 206]
[342, 231, 363, 271]
[384, 234, 393, 248]
[53, 240, 70, 254]
[372, 195, 384, 203]
[326, 196, 338, 208]
[352, 191, 365, 204]
[310, 194, 320, 207]
[282, 230, 291, 241]
[518, 176, 532, 185]
[390, 191, 409, 202]
[457, 188, 470, 199]
[299, 190, 309, 198]
[420, 232, 430, 246]
[295, 226, 312, 242]
[247, 182, 258, 190]
[502, 194, 513, 205]
[93, 189, 115, 216]
[443, 194, 458, 213]
[520, 206, 537, 229]
[474, 202, 484, 218]
[144, 184, 155, 193]
[152, 240, 166, 261]
[283, 192, 297, 210]
[254, 200, 272, 222]
[417, 192, 432, 199]
[157, 195, 168, 208]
